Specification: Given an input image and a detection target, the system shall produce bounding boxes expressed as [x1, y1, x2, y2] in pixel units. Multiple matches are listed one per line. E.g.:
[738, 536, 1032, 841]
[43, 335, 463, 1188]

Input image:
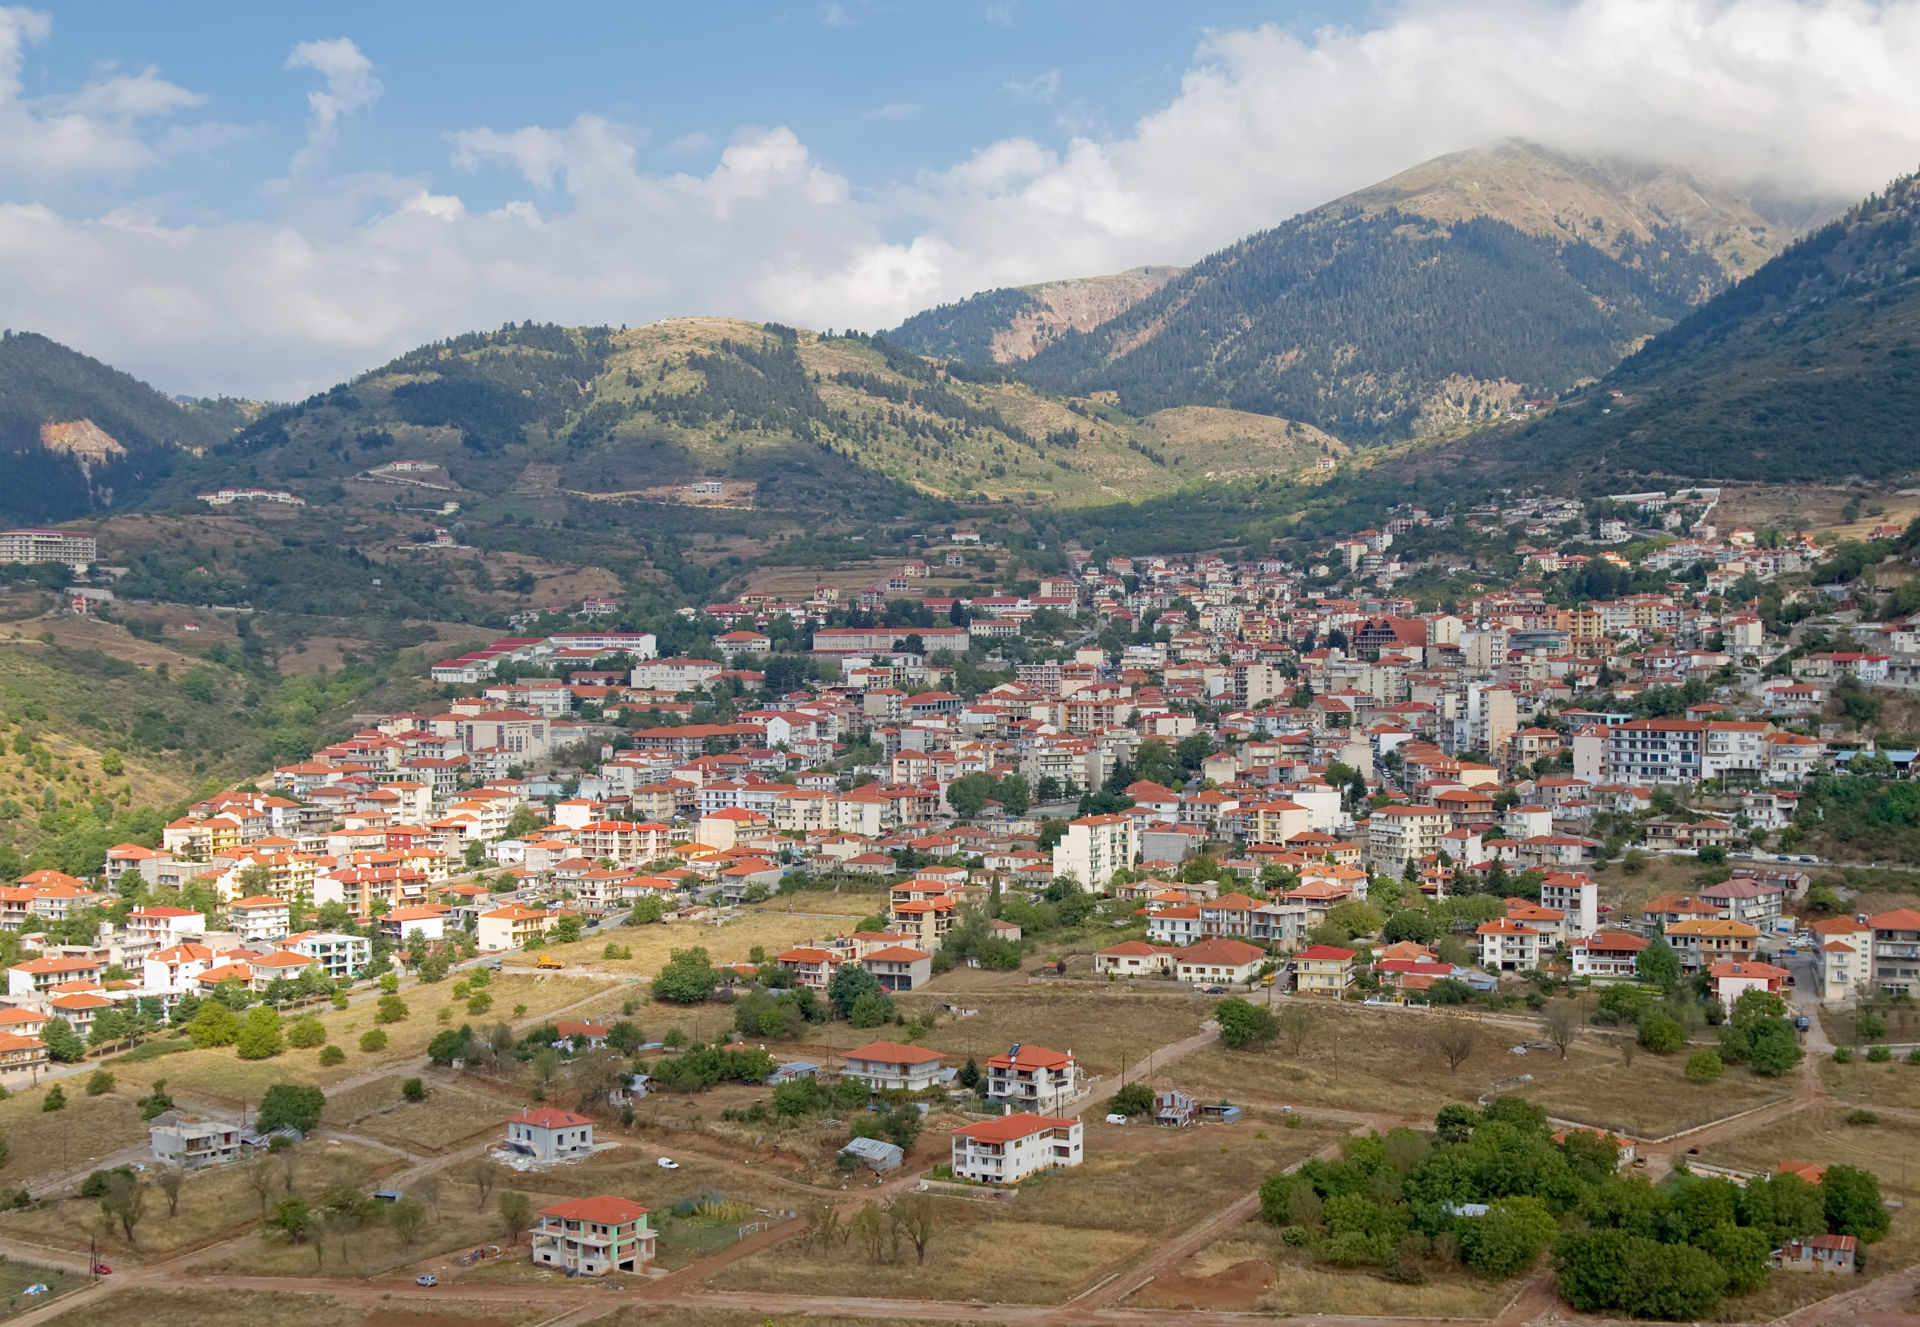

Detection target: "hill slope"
[1012, 141, 1823, 445]
[1476, 167, 1920, 487]
[887, 266, 1182, 364]
[0, 331, 256, 524]
[185, 318, 1339, 513]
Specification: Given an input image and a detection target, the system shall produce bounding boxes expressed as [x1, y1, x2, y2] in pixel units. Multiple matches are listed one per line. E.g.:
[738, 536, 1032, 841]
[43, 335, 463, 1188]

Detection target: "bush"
[1866, 1045, 1892, 1063]
[42, 1084, 66, 1112]
[1110, 1082, 1155, 1116]
[1281, 1224, 1310, 1247]
[375, 995, 409, 1024]
[1637, 1011, 1685, 1054]
[401, 1077, 426, 1103]
[256, 1083, 327, 1133]
[1216, 997, 1279, 1049]
[359, 1030, 389, 1053]
[85, 1069, 116, 1096]
[1684, 1050, 1725, 1082]
[1832, 1046, 1853, 1064]
[286, 1017, 327, 1049]
[318, 1044, 346, 1066]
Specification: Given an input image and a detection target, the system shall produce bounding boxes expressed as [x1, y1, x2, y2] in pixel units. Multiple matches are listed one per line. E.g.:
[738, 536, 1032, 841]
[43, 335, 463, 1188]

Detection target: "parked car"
[656, 1156, 680, 1170]
[1204, 985, 1227, 995]
[1104, 1112, 1128, 1124]
[92, 1263, 112, 1276]
[415, 1274, 438, 1287]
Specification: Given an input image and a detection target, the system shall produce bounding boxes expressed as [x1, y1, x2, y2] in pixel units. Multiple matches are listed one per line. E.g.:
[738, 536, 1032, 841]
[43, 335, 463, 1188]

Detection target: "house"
[1571, 931, 1647, 979]
[1774, 1233, 1857, 1274]
[1173, 937, 1266, 986]
[149, 1112, 243, 1168]
[227, 895, 291, 943]
[949, 1113, 1083, 1183]
[477, 904, 555, 952]
[1708, 960, 1789, 1013]
[554, 1021, 610, 1050]
[1476, 918, 1544, 971]
[1292, 944, 1356, 996]
[1809, 917, 1873, 1004]
[776, 945, 843, 989]
[295, 932, 370, 981]
[1093, 940, 1176, 978]
[985, 1044, 1079, 1114]
[531, 1195, 655, 1276]
[861, 945, 932, 992]
[506, 1106, 596, 1160]
[841, 1040, 946, 1092]
[0, 1031, 49, 1081]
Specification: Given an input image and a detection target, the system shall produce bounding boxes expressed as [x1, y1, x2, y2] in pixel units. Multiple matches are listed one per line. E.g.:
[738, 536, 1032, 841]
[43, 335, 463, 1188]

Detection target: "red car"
[92, 1263, 111, 1276]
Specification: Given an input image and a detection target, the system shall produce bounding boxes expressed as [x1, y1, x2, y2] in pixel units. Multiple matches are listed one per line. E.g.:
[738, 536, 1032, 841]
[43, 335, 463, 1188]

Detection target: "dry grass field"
[1819, 1057, 1920, 1112]
[47, 1289, 538, 1327]
[322, 1074, 514, 1154]
[1515, 1041, 1790, 1139]
[0, 1141, 393, 1262]
[0, 1259, 80, 1320]
[717, 1204, 1148, 1304]
[1131, 1226, 1510, 1317]
[532, 891, 890, 978]
[0, 1088, 153, 1186]
[592, 1312, 977, 1327]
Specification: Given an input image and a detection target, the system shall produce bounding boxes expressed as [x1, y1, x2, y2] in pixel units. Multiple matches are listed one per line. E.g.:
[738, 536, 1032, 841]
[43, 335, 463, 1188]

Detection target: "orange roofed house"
[950, 1113, 1083, 1184]
[531, 1195, 654, 1276]
[842, 1040, 947, 1092]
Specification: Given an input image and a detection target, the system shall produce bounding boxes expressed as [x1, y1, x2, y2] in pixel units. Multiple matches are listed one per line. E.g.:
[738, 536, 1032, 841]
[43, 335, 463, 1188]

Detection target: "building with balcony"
[984, 1044, 1079, 1114]
[531, 1195, 654, 1276]
[949, 1113, 1082, 1184]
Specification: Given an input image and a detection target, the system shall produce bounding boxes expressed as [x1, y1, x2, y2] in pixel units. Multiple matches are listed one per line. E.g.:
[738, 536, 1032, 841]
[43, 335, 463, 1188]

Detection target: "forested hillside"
[889, 267, 1181, 364]
[1009, 143, 1815, 444]
[0, 331, 254, 524]
[179, 317, 1337, 511]
[1481, 167, 1920, 486]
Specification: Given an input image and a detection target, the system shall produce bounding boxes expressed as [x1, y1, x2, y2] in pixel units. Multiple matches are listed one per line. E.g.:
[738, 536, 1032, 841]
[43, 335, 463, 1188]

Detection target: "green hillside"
[0, 330, 255, 524]
[888, 266, 1181, 365]
[1480, 167, 1920, 487]
[186, 317, 1338, 511]
[1011, 142, 1815, 445]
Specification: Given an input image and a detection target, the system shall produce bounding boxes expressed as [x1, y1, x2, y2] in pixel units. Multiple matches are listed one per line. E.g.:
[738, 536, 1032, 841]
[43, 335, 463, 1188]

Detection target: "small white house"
[506, 1106, 595, 1161]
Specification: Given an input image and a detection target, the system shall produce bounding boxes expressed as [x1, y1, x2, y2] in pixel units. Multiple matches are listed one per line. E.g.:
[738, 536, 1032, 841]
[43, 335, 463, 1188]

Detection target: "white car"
[1104, 1113, 1128, 1125]
[656, 1156, 679, 1170]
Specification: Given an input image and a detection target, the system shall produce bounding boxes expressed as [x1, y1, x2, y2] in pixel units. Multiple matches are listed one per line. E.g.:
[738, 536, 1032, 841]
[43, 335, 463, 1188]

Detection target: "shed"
[1154, 1089, 1198, 1128]
[768, 1060, 819, 1085]
[839, 1136, 904, 1172]
[1199, 1103, 1242, 1123]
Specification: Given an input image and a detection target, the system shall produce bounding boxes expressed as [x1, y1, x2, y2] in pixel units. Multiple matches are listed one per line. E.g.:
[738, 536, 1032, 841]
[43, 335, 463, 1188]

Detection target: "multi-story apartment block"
[1365, 804, 1450, 875]
[949, 1114, 1082, 1184]
[1051, 813, 1135, 889]
[985, 1044, 1079, 1114]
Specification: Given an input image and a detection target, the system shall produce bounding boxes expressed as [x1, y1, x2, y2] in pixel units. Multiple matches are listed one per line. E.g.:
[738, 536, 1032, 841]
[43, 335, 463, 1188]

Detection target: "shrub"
[1865, 1045, 1892, 1063]
[85, 1069, 116, 1096]
[286, 1018, 327, 1049]
[1684, 1050, 1725, 1082]
[1110, 1082, 1155, 1116]
[42, 1084, 66, 1112]
[318, 1044, 346, 1066]
[1832, 1046, 1853, 1064]
[1636, 1011, 1684, 1054]
[256, 1083, 327, 1133]
[359, 1030, 389, 1053]
[401, 1077, 426, 1103]
[1281, 1224, 1310, 1246]
[375, 995, 409, 1024]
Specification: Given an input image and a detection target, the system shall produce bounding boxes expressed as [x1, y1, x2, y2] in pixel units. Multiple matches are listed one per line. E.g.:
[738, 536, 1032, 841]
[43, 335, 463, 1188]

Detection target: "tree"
[499, 1190, 535, 1245]
[469, 1157, 499, 1211]
[1215, 997, 1279, 1049]
[848, 990, 895, 1027]
[827, 964, 884, 1018]
[1542, 1005, 1577, 1059]
[245, 1154, 277, 1216]
[318, 1044, 345, 1067]
[1638, 936, 1682, 992]
[375, 995, 409, 1024]
[235, 1006, 285, 1059]
[256, 1083, 326, 1134]
[86, 1068, 116, 1096]
[40, 1015, 85, 1062]
[360, 1030, 389, 1053]
[1700, 1222, 1770, 1294]
[154, 1163, 186, 1218]
[1461, 1196, 1556, 1278]
[187, 1001, 241, 1049]
[651, 946, 721, 1004]
[1553, 1229, 1726, 1319]
[890, 1192, 936, 1264]
[1822, 1164, 1890, 1241]
[1276, 1004, 1315, 1056]
[1636, 1010, 1684, 1054]
[401, 1076, 426, 1102]
[1684, 1049, 1725, 1082]
[1111, 1082, 1154, 1116]
[287, 1017, 327, 1049]
[99, 1171, 147, 1246]
[42, 1084, 66, 1112]
[956, 1056, 981, 1090]
[1433, 1018, 1478, 1073]
[391, 1196, 427, 1248]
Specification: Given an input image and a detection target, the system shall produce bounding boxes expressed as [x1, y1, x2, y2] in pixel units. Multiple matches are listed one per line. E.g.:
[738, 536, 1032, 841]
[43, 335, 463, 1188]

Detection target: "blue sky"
[3, 0, 1918, 398]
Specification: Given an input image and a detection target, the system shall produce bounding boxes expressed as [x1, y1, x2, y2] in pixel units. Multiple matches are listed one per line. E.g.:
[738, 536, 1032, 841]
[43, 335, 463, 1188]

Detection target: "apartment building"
[531, 1195, 655, 1276]
[1051, 813, 1135, 889]
[1365, 804, 1450, 876]
[985, 1044, 1079, 1114]
[949, 1114, 1083, 1184]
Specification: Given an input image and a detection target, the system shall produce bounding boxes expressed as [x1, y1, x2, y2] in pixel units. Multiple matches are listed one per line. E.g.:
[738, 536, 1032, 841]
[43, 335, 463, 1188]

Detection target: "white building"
[506, 1106, 596, 1161]
[294, 932, 369, 981]
[1051, 812, 1135, 889]
[985, 1044, 1079, 1114]
[949, 1113, 1083, 1184]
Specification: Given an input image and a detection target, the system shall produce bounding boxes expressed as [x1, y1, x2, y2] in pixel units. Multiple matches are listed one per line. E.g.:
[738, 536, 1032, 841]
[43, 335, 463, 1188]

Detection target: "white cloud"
[1002, 68, 1062, 104]
[5, 0, 1920, 399]
[864, 101, 924, 122]
[0, 7, 216, 178]
[285, 36, 380, 173]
